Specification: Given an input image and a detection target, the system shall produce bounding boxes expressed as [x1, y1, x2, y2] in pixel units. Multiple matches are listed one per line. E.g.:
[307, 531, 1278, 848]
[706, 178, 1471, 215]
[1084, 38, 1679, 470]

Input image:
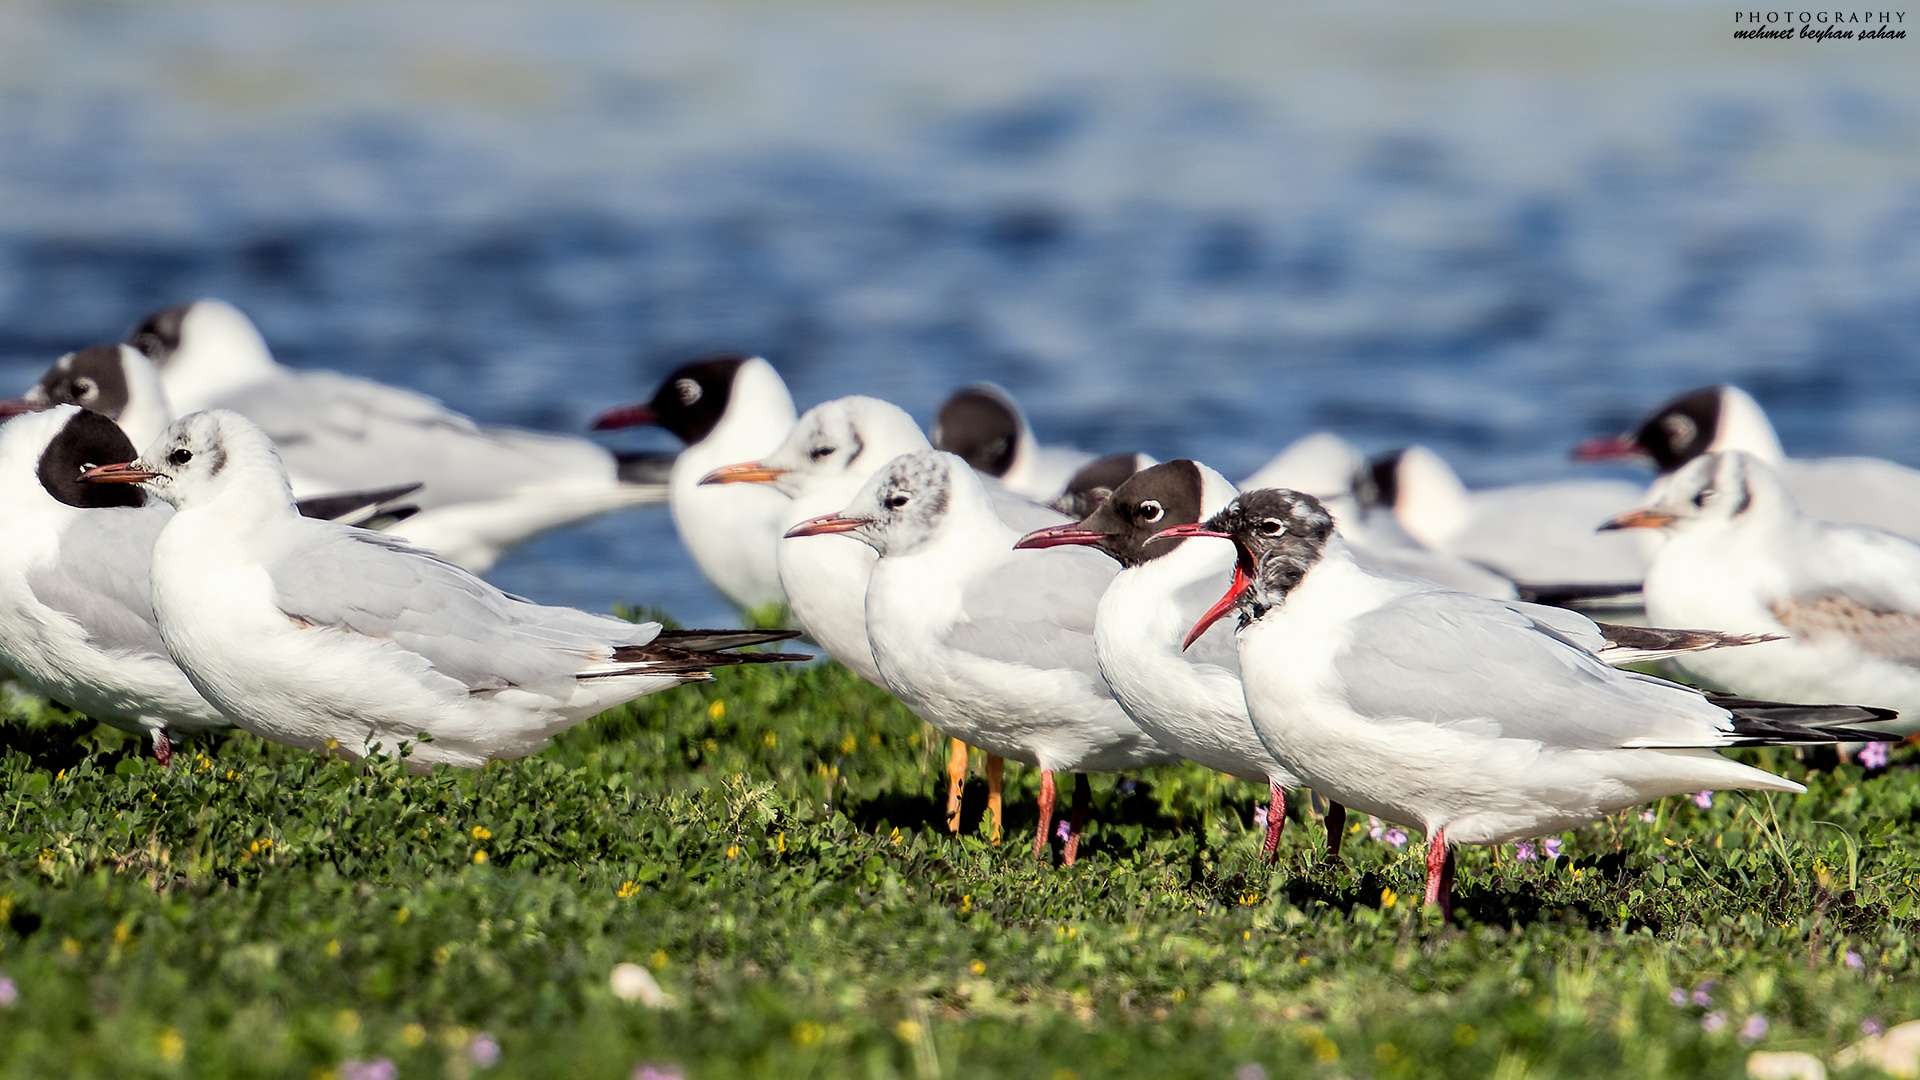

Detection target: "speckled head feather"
[1204, 488, 1335, 619]
[845, 449, 957, 558]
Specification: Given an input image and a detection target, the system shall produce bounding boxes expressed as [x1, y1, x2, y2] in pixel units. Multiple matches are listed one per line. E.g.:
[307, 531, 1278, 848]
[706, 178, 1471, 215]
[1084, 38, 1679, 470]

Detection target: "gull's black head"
[127, 302, 194, 367]
[1074, 459, 1205, 567]
[29, 345, 133, 420]
[1205, 488, 1335, 612]
[40, 408, 145, 509]
[1050, 452, 1149, 519]
[1631, 386, 1723, 473]
[1357, 449, 1404, 510]
[646, 355, 750, 445]
[930, 384, 1021, 478]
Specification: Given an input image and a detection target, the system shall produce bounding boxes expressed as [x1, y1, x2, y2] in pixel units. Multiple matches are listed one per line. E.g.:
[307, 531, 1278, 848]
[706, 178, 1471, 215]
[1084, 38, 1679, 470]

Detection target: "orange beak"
[1598, 508, 1678, 531]
[700, 461, 789, 486]
[79, 461, 159, 484]
[784, 513, 870, 539]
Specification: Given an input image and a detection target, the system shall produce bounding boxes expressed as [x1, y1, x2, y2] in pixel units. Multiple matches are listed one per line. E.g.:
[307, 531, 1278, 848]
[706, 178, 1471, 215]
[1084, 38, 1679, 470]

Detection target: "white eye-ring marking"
[1258, 518, 1287, 537]
[885, 492, 910, 510]
[1663, 413, 1697, 447]
[674, 378, 702, 406]
[1137, 499, 1164, 524]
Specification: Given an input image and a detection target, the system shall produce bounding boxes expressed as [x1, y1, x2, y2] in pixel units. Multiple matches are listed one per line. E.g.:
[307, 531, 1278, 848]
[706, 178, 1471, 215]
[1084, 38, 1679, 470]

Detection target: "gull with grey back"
[1155, 488, 1895, 918]
[787, 450, 1178, 864]
[123, 299, 670, 573]
[81, 409, 805, 769]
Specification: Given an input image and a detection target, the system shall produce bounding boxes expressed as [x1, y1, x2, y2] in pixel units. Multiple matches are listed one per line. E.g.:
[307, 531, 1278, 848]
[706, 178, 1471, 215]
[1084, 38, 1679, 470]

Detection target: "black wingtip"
[1514, 582, 1646, 607]
[649, 628, 803, 652]
[615, 450, 678, 486]
[1714, 695, 1902, 746]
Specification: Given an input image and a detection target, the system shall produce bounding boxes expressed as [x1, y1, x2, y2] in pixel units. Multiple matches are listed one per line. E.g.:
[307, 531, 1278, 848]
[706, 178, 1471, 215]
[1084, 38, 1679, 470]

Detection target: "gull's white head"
[82, 409, 289, 511]
[702, 396, 930, 502]
[1603, 449, 1797, 536]
[784, 449, 972, 558]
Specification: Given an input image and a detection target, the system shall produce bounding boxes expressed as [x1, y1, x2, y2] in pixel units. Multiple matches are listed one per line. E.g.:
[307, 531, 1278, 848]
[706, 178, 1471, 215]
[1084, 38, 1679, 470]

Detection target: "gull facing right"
[1157, 488, 1894, 918]
[82, 409, 805, 769]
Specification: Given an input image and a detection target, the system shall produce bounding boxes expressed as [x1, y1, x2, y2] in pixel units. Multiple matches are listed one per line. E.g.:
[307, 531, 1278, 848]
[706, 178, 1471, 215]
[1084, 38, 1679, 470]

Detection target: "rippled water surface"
[2, 1, 1917, 626]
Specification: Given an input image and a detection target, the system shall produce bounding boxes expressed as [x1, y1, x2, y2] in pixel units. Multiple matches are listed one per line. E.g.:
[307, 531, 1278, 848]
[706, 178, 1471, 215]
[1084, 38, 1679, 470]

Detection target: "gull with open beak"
[788, 449, 1178, 864]
[1155, 488, 1894, 919]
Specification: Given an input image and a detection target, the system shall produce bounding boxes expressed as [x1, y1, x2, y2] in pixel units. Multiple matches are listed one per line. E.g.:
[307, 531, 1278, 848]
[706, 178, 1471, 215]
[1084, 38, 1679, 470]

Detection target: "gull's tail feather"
[582, 628, 811, 680]
[1596, 623, 1782, 667]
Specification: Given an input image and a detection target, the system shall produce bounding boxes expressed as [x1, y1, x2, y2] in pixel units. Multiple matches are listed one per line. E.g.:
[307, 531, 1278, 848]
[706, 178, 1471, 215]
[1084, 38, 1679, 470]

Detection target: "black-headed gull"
[0, 406, 231, 763]
[1015, 459, 1344, 861]
[1604, 450, 1920, 734]
[3, 345, 176, 449]
[1047, 452, 1158, 519]
[1577, 384, 1920, 542]
[593, 355, 797, 611]
[1365, 444, 1651, 592]
[81, 409, 806, 769]
[930, 384, 1094, 503]
[1157, 488, 1893, 918]
[1245, 433, 1524, 600]
[787, 449, 1178, 863]
[121, 299, 669, 573]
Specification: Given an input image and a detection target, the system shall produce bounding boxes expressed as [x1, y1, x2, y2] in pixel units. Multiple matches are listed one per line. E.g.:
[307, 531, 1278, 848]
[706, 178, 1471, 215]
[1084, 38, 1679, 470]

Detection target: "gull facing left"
[83, 409, 805, 769]
[1158, 489, 1893, 918]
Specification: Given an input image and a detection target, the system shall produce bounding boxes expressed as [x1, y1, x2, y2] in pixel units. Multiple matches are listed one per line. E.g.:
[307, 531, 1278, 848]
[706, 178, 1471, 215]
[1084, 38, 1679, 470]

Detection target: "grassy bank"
[1, 653, 1917, 1078]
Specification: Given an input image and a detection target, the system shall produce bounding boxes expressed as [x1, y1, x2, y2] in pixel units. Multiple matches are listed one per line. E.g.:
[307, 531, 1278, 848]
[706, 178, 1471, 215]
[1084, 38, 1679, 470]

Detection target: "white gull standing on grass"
[81, 409, 805, 769]
[786, 449, 1178, 863]
[1155, 488, 1894, 919]
[120, 299, 670, 573]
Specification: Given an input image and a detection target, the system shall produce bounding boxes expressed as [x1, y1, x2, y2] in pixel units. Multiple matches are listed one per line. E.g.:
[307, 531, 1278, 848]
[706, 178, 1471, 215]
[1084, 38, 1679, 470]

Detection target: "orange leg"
[1061, 774, 1091, 866]
[1424, 826, 1454, 921]
[946, 738, 969, 834]
[1261, 783, 1287, 863]
[1032, 769, 1056, 860]
[984, 755, 1004, 844]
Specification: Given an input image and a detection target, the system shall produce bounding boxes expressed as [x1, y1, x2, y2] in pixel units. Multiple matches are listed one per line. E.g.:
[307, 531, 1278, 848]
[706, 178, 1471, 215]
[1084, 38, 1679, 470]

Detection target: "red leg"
[984, 756, 1004, 845]
[946, 738, 968, 834]
[1062, 773, 1091, 866]
[1424, 826, 1453, 921]
[1262, 783, 1287, 863]
[1323, 801, 1346, 862]
[153, 731, 172, 769]
[1032, 769, 1056, 860]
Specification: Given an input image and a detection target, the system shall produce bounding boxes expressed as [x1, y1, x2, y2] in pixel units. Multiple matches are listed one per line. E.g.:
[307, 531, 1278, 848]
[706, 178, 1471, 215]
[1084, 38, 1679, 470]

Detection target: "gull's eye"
[673, 378, 702, 406]
[885, 492, 910, 510]
[1137, 499, 1164, 524]
[1692, 486, 1713, 509]
[1258, 518, 1287, 537]
[168, 447, 193, 466]
[71, 377, 97, 402]
[808, 445, 835, 461]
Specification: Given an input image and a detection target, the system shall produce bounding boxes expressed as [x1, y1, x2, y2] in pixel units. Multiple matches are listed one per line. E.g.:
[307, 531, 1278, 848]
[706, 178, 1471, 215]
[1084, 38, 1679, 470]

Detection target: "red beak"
[1571, 433, 1645, 463]
[79, 461, 159, 484]
[784, 513, 870, 539]
[591, 403, 659, 431]
[1012, 523, 1110, 550]
[1183, 562, 1253, 650]
[0, 398, 43, 419]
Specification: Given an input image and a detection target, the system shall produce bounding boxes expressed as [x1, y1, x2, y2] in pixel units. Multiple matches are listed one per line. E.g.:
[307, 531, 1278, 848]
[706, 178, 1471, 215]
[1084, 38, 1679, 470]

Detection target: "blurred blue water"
[1, 3, 1917, 628]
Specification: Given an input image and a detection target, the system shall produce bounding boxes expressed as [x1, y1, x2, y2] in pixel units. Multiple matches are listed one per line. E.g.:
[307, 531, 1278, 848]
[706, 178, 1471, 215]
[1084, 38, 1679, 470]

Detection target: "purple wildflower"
[1055, 819, 1072, 842]
[1846, 951, 1865, 970]
[1252, 805, 1268, 832]
[1542, 838, 1563, 860]
[1739, 1015, 1768, 1044]
[1701, 1011, 1726, 1033]
[633, 1066, 686, 1080]
[1381, 828, 1408, 848]
[1514, 842, 1537, 862]
[1118, 779, 1138, 795]
[469, 1033, 501, 1068]
[1367, 817, 1385, 840]
[1692, 982, 1714, 1007]
[1860, 742, 1891, 770]
[1235, 1066, 1269, 1080]
[1693, 791, 1714, 810]
[1639, 809, 1657, 823]
[1863, 1017, 1885, 1036]
[1669, 988, 1687, 1007]
[0, 976, 16, 1008]
[341, 1061, 398, 1080]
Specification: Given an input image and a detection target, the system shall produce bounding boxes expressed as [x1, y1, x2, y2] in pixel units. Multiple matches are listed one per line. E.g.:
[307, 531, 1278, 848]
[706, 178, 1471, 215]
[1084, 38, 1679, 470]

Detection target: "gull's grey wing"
[29, 506, 168, 659]
[1769, 523, 1920, 666]
[1335, 590, 1738, 750]
[943, 543, 1116, 685]
[265, 519, 659, 690]
[224, 371, 617, 508]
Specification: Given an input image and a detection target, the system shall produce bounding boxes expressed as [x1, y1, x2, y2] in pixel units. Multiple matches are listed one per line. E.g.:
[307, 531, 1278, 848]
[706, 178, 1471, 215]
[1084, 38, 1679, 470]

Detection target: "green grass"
[2, 654, 1919, 1079]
